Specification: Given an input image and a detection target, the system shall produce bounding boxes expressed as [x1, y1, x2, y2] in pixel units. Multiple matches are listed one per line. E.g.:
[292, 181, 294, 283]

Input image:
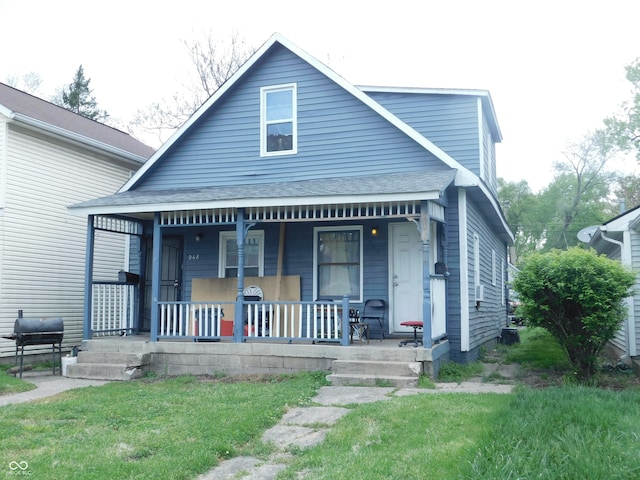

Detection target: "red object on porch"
[220, 320, 233, 336]
[399, 321, 423, 347]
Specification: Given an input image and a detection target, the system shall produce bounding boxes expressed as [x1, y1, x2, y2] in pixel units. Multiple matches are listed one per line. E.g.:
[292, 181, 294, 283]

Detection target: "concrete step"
[77, 351, 150, 367]
[65, 362, 147, 381]
[326, 373, 419, 388]
[332, 360, 422, 377]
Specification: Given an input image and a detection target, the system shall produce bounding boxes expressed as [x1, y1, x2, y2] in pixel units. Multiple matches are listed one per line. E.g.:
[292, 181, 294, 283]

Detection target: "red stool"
[399, 321, 423, 347]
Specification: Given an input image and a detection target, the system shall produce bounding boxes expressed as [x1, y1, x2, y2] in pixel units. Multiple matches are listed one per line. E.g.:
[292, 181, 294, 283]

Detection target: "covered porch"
[84, 201, 448, 349]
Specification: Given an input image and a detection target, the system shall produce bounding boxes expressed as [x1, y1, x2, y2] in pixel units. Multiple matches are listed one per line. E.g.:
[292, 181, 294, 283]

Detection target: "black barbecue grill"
[2, 311, 64, 378]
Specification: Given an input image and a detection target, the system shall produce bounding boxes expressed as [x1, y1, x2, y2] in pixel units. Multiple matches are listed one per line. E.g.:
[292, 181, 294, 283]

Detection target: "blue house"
[69, 33, 513, 371]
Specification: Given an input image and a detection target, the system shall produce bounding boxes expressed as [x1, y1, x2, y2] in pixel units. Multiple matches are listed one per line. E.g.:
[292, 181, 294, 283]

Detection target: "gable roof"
[0, 82, 155, 162]
[119, 33, 478, 193]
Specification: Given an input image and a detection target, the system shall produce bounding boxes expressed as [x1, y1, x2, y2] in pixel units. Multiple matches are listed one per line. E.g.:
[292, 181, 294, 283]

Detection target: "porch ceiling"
[68, 168, 456, 218]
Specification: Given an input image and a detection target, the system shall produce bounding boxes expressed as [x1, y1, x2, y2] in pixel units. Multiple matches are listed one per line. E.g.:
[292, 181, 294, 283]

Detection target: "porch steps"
[65, 351, 150, 381]
[327, 359, 422, 388]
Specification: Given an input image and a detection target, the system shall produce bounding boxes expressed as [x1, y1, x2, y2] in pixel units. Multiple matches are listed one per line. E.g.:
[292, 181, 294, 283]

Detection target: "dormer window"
[261, 84, 297, 156]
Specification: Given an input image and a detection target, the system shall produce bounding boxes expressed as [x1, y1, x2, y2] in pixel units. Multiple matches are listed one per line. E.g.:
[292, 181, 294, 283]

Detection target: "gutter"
[8, 111, 147, 165]
[599, 226, 636, 358]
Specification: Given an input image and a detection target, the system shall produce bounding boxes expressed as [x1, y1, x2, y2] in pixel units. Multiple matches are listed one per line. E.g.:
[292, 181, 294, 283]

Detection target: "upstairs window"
[261, 84, 297, 156]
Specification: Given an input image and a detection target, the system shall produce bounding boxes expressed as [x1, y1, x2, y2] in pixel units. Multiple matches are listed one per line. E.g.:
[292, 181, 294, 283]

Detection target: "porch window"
[314, 226, 362, 302]
[219, 231, 264, 278]
[260, 84, 297, 156]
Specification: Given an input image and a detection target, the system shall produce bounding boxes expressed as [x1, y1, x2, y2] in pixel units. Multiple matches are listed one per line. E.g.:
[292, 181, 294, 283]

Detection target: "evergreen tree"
[60, 65, 108, 122]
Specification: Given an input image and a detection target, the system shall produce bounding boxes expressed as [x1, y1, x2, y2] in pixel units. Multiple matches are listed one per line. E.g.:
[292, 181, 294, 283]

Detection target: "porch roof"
[68, 168, 457, 217]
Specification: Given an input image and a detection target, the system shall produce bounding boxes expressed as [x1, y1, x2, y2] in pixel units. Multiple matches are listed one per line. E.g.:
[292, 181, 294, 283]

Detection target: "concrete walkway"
[196, 382, 513, 480]
[0, 371, 108, 407]
[1, 367, 515, 480]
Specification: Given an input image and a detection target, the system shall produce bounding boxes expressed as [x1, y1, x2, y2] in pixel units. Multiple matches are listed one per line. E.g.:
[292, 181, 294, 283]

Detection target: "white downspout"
[600, 227, 635, 358]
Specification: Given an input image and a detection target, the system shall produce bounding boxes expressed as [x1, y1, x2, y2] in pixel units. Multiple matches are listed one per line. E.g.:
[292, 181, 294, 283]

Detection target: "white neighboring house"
[0, 82, 154, 359]
[586, 204, 640, 367]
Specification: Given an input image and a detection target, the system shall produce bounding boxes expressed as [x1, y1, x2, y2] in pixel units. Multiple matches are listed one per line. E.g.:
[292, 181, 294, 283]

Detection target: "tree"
[612, 173, 640, 210]
[539, 133, 615, 251]
[600, 57, 640, 161]
[58, 65, 108, 122]
[513, 247, 634, 381]
[5, 72, 43, 94]
[128, 31, 255, 146]
[498, 178, 544, 262]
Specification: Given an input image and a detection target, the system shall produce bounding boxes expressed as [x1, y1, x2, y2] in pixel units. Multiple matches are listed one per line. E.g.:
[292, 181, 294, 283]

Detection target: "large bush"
[513, 247, 635, 381]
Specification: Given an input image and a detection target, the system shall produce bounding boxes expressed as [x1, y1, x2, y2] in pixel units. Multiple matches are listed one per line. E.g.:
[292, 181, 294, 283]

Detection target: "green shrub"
[513, 247, 634, 381]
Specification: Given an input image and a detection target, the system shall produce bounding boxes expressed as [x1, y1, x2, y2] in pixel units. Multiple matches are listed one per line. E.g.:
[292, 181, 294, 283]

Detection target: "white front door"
[389, 222, 423, 333]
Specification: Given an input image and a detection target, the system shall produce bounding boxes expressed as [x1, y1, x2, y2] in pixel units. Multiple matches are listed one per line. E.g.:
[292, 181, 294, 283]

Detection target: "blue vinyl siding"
[481, 111, 497, 195]
[444, 188, 508, 364]
[364, 91, 480, 173]
[465, 199, 508, 360]
[178, 220, 390, 331]
[135, 45, 446, 191]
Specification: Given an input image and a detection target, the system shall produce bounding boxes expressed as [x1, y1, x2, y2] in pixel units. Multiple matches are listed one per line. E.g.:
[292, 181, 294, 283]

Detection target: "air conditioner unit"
[475, 284, 485, 302]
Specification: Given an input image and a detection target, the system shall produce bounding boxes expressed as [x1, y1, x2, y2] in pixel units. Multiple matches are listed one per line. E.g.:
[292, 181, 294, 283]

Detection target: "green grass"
[279, 386, 640, 479]
[467, 386, 640, 479]
[0, 372, 326, 480]
[0, 364, 37, 395]
[437, 360, 484, 383]
[505, 327, 571, 369]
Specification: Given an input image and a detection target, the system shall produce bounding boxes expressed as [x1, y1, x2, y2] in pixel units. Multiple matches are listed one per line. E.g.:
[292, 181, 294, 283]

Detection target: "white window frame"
[491, 249, 497, 286]
[473, 233, 482, 301]
[313, 225, 363, 302]
[260, 83, 297, 156]
[219, 230, 265, 278]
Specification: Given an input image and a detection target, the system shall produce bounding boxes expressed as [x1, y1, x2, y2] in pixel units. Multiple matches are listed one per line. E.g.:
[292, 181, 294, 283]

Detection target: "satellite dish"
[577, 225, 599, 243]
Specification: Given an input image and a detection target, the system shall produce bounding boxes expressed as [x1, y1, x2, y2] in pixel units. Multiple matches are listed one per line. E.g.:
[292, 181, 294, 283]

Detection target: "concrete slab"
[196, 456, 262, 480]
[0, 372, 107, 406]
[392, 383, 513, 395]
[281, 406, 350, 426]
[262, 425, 329, 449]
[313, 385, 395, 405]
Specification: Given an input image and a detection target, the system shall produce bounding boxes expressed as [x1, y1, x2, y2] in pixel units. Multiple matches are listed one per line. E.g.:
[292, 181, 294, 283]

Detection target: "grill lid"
[14, 317, 64, 335]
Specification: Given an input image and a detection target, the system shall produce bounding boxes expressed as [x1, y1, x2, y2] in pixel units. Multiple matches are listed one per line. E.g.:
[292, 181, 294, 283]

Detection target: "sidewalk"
[0, 371, 107, 407]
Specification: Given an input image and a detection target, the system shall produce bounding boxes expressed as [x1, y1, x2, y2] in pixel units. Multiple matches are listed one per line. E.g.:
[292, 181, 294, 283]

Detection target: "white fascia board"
[120, 33, 479, 192]
[10, 113, 146, 165]
[68, 190, 442, 217]
[0, 103, 15, 119]
[454, 170, 513, 244]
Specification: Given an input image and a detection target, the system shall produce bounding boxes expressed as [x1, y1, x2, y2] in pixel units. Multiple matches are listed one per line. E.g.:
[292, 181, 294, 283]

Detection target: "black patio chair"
[360, 299, 386, 340]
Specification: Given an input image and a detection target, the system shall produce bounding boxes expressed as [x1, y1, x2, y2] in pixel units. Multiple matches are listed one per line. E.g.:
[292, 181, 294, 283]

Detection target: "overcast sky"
[1, 0, 639, 191]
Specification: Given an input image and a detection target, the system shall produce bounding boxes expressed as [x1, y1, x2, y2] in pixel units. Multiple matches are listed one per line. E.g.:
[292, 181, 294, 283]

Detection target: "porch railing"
[91, 282, 137, 336]
[157, 300, 346, 342]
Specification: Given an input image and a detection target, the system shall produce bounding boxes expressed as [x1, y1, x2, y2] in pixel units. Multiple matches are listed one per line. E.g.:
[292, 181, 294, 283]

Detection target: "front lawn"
[0, 373, 325, 480]
[279, 386, 640, 479]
